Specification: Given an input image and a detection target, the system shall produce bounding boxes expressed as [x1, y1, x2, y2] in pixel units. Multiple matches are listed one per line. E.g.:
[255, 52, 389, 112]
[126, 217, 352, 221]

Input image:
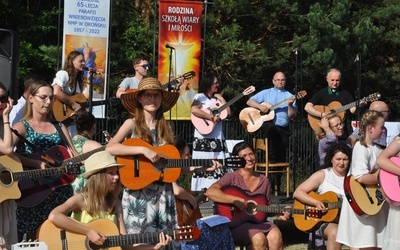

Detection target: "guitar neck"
[268, 96, 292, 111]
[255, 205, 291, 214]
[333, 100, 357, 114]
[166, 159, 221, 168]
[103, 229, 177, 247]
[60, 146, 106, 167]
[216, 93, 244, 114]
[12, 167, 69, 182]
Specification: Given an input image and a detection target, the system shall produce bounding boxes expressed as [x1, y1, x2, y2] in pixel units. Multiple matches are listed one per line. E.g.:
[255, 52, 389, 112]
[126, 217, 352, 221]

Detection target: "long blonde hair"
[133, 93, 174, 145]
[22, 80, 55, 121]
[358, 110, 384, 147]
[83, 171, 121, 217]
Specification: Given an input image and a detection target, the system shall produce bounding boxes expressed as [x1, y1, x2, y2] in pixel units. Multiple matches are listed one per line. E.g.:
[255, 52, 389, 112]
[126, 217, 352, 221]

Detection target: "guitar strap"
[11, 127, 58, 165]
[52, 121, 78, 157]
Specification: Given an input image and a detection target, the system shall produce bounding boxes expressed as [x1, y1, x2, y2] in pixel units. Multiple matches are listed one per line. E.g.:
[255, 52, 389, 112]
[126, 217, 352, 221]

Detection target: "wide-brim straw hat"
[82, 151, 125, 179]
[120, 77, 180, 113]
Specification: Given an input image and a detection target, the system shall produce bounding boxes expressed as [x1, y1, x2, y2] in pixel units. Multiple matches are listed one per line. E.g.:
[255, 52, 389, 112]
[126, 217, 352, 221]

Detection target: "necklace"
[78, 132, 91, 139]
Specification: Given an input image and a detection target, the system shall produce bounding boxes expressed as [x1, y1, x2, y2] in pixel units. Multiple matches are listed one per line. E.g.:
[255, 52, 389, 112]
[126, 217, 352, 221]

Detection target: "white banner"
[63, 0, 110, 118]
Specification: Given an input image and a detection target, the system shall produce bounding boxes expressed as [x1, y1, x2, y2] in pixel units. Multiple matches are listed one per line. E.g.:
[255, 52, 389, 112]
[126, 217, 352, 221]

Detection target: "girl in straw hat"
[107, 77, 221, 249]
[48, 151, 172, 249]
[107, 77, 181, 249]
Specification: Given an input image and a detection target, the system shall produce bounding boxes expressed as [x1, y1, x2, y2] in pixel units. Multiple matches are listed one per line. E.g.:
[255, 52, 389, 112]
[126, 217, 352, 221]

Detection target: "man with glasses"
[245, 71, 296, 195]
[348, 100, 391, 148]
[116, 55, 150, 98]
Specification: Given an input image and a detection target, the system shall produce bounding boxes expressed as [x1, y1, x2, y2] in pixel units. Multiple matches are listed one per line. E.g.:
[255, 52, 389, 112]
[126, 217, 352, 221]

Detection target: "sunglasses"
[139, 64, 151, 70]
[0, 94, 8, 103]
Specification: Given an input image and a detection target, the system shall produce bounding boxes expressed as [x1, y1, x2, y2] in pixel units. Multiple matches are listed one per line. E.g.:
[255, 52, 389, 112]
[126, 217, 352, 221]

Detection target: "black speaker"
[0, 28, 20, 101]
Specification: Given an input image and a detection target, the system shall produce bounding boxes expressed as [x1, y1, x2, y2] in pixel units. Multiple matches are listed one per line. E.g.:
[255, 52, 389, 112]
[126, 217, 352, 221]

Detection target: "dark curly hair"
[323, 142, 352, 170]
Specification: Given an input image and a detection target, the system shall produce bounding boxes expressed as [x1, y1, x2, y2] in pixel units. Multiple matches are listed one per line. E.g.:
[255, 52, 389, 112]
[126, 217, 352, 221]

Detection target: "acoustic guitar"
[176, 188, 207, 226]
[126, 71, 196, 93]
[16, 146, 106, 207]
[38, 219, 200, 250]
[53, 94, 120, 122]
[292, 191, 341, 232]
[307, 92, 381, 133]
[378, 156, 400, 206]
[191, 86, 255, 135]
[344, 170, 385, 216]
[214, 186, 290, 228]
[117, 138, 245, 190]
[239, 90, 307, 133]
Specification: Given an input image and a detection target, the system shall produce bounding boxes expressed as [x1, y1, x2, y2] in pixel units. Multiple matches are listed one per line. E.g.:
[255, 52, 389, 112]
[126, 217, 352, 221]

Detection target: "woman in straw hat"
[48, 151, 172, 249]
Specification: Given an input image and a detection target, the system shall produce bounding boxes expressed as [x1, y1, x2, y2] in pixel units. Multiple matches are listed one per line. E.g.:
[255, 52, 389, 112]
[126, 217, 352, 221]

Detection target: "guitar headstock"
[296, 90, 307, 99]
[181, 71, 196, 80]
[225, 157, 246, 169]
[364, 92, 381, 103]
[243, 86, 256, 96]
[305, 207, 324, 219]
[174, 225, 201, 241]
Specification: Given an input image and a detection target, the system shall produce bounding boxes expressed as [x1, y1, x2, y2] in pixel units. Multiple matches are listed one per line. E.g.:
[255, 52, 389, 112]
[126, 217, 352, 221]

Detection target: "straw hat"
[82, 151, 125, 179]
[120, 77, 180, 113]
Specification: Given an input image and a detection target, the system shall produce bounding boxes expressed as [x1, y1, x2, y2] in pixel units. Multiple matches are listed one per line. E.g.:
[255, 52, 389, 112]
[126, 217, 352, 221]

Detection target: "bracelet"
[3, 122, 10, 125]
[320, 112, 323, 118]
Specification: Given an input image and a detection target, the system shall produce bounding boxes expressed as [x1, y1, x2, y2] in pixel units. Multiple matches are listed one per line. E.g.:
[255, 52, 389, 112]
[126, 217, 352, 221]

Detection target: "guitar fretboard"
[216, 93, 244, 114]
[102, 229, 195, 248]
[60, 146, 106, 167]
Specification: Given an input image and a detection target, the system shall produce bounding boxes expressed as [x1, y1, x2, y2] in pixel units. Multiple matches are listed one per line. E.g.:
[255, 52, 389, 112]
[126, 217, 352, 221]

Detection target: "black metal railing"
[94, 117, 320, 193]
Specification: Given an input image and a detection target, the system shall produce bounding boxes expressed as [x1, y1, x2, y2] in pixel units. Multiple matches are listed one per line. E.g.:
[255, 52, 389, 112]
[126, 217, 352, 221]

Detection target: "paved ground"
[200, 194, 309, 246]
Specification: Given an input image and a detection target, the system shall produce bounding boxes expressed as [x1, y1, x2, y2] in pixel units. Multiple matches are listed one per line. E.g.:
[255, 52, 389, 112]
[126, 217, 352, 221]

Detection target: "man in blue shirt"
[246, 72, 296, 194]
[247, 72, 297, 160]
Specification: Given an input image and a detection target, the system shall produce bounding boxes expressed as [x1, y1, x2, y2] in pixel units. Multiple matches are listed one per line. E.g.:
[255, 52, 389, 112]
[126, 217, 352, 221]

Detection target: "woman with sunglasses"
[0, 81, 17, 245]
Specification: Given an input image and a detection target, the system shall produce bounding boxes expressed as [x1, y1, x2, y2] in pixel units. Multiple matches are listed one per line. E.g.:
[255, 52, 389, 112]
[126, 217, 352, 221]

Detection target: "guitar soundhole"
[0, 168, 12, 185]
[375, 189, 385, 206]
[245, 201, 257, 215]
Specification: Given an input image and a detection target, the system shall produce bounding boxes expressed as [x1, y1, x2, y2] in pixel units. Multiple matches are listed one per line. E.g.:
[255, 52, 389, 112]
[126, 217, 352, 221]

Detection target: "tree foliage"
[1, 0, 400, 119]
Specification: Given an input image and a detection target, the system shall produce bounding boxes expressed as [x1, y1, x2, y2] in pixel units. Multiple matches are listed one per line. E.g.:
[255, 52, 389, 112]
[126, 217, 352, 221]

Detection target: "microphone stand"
[167, 47, 174, 91]
[88, 70, 94, 114]
[355, 53, 361, 121]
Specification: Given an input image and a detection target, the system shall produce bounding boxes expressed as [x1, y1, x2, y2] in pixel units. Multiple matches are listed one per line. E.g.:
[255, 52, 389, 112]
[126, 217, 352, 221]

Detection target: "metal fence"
[94, 117, 320, 193]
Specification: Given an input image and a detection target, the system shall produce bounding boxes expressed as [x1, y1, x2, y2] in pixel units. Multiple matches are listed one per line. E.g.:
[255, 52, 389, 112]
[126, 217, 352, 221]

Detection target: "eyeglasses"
[0, 94, 8, 103]
[214, 81, 220, 85]
[273, 79, 286, 82]
[139, 64, 151, 70]
[331, 122, 344, 129]
[381, 110, 391, 114]
[34, 95, 55, 102]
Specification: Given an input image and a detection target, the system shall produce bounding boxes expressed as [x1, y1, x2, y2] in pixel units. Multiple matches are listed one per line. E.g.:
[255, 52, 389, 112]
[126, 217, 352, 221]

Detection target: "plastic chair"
[252, 138, 290, 197]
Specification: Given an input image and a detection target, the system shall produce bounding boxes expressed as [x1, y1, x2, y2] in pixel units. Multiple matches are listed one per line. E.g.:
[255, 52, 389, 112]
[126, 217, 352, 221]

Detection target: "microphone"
[354, 53, 360, 63]
[165, 44, 175, 50]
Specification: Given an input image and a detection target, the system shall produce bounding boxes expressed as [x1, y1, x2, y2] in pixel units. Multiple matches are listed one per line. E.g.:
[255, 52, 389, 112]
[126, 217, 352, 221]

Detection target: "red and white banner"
[63, 0, 110, 118]
[159, 0, 202, 120]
